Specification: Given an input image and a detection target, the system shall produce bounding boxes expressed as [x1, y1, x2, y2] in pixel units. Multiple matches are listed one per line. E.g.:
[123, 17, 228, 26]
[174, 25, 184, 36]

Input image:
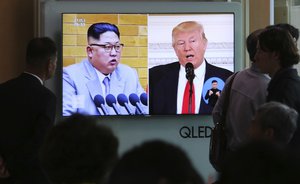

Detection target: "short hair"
[273, 23, 299, 41]
[87, 22, 120, 40]
[40, 114, 119, 184]
[212, 80, 218, 83]
[172, 21, 207, 46]
[256, 101, 298, 144]
[258, 26, 300, 68]
[246, 29, 263, 62]
[108, 140, 204, 184]
[26, 37, 57, 66]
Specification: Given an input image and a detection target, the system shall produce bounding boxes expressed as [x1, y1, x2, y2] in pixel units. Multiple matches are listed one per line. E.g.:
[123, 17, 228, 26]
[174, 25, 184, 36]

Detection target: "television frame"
[39, 1, 243, 181]
[40, 0, 243, 119]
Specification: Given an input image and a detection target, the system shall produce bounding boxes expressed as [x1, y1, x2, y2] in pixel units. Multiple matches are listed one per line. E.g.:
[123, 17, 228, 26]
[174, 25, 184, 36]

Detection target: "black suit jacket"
[0, 73, 56, 184]
[149, 61, 233, 115]
[266, 68, 300, 150]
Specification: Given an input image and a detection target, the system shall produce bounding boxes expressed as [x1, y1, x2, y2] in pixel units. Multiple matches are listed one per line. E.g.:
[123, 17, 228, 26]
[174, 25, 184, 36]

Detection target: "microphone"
[105, 94, 121, 115]
[129, 93, 145, 115]
[117, 94, 134, 115]
[93, 95, 109, 115]
[185, 62, 195, 114]
[185, 62, 195, 81]
[140, 92, 148, 106]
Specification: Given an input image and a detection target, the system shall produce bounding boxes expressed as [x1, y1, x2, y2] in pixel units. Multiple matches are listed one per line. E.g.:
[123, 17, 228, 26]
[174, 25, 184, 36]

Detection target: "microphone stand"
[185, 62, 195, 114]
[188, 79, 194, 114]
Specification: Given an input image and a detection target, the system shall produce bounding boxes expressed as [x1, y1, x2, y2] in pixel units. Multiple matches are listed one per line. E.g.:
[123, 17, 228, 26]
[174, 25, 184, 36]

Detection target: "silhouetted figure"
[0, 37, 57, 184]
[40, 114, 119, 184]
[249, 101, 298, 146]
[255, 25, 300, 149]
[213, 29, 270, 151]
[109, 140, 204, 184]
[218, 141, 300, 184]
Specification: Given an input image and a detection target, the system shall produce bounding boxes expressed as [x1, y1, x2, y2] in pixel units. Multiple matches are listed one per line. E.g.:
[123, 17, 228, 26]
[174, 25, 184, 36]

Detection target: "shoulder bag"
[209, 72, 238, 172]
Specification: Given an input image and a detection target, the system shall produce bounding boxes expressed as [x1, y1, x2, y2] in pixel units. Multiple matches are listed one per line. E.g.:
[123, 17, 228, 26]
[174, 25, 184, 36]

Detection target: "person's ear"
[272, 51, 280, 61]
[46, 58, 57, 80]
[87, 46, 93, 59]
[203, 38, 208, 50]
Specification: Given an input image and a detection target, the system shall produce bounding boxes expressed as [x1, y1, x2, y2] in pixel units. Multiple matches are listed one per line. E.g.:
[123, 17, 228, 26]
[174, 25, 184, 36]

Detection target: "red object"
[182, 81, 195, 114]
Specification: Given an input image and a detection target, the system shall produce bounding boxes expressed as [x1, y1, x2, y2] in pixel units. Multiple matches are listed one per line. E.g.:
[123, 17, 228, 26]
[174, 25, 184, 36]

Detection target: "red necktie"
[182, 81, 195, 114]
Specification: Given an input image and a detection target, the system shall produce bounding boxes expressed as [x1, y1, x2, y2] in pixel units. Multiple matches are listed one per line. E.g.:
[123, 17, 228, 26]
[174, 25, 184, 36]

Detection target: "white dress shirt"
[177, 61, 206, 114]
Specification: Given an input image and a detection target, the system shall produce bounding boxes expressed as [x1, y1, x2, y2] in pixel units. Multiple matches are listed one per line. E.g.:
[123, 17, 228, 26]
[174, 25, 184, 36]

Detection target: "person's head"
[254, 26, 300, 76]
[86, 22, 123, 75]
[272, 23, 299, 43]
[25, 37, 57, 81]
[172, 21, 207, 69]
[249, 101, 298, 145]
[109, 140, 204, 184]
[40, 113, 119, 184]
[211, 80, 218, 89]
[246, 29, 263, 62]
[219, 141, 296, 184]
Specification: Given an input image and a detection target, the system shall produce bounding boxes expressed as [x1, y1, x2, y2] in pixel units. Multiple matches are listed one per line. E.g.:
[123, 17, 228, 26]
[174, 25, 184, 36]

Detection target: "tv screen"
[43, 2, 242, 180]
[61, 13, 235, 116]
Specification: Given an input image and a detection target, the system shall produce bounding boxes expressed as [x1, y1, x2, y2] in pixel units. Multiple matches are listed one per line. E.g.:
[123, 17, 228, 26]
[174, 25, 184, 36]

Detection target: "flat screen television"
[41, 2, 243, 180]
[42, 1, 243, 117]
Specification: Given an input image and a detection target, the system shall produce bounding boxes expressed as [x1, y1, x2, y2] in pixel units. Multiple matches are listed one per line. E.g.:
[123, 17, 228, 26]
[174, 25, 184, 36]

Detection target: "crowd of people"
[0, 21, 300, 184]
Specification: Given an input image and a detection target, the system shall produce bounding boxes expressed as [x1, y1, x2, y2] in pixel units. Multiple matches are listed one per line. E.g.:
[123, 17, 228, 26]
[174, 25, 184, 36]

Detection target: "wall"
[249, 0, 271, 32]
[0, 0, 35, 83]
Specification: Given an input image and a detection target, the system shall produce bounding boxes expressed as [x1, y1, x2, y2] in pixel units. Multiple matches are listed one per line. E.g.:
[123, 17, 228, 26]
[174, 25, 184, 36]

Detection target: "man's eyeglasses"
[89, 43, 124, 53]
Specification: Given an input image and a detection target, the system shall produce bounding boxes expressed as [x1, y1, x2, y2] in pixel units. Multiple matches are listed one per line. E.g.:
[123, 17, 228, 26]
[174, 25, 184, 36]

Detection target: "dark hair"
[256, 101, 298, 144]
[109, 140, 204, 184]
[40, 114, 119, 184]
[212, 80, 218, 83]
[246, 29, 263, 62]
[26, 37, 57, 66]
[87, 22, 120, 40]
[258, 26, 300, 68]
[273, 23, 299, 41]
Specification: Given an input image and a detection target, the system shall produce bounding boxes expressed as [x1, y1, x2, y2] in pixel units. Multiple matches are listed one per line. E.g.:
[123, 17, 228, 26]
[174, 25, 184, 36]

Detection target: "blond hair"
[172, 21, 207, 46]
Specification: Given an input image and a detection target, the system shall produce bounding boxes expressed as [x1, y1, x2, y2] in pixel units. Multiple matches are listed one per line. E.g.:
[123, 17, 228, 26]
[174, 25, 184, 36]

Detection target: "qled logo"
[179, 126, 212, 138]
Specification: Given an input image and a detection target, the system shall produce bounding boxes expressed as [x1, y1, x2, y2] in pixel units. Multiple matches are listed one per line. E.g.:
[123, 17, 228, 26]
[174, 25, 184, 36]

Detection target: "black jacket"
[267, 67, 300, 149]
[0, 73, 56, 184]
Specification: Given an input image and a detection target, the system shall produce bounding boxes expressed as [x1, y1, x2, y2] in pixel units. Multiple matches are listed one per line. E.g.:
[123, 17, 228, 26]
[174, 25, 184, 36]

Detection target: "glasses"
[89, 43, 124, 53]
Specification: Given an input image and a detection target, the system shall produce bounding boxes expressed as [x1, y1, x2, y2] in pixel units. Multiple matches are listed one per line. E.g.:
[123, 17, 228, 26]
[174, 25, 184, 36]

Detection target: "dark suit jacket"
[0, 73, 56, 184]
[266, 68, 300, 150]
[149, 61, 233, 115]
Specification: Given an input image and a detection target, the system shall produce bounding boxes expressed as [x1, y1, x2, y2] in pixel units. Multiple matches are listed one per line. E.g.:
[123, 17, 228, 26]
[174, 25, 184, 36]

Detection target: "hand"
[209, 90, 213, 96]
[0, 156, 10, 178]
[216, 91, 220, 97]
